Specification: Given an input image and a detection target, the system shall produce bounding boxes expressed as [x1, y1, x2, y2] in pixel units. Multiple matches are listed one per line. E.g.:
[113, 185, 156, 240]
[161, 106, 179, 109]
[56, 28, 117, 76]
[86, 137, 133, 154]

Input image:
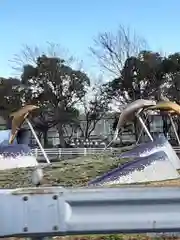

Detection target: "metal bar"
[136, 115, 153, 141]
[136, 114, 149, 144]
[169, 114, 180, 146]
[103, 128, 123, 150]
[26, 118, 50, 164]
[2, 186, 180, 237]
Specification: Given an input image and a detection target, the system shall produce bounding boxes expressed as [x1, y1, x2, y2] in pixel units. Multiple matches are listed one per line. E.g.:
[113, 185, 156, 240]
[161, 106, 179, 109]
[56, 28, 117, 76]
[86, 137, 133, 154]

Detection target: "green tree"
[162, 53, 180, 101]
[0, 77, 22, 127]
[161, 52, 180, 139]
[19, 53, 90, 147]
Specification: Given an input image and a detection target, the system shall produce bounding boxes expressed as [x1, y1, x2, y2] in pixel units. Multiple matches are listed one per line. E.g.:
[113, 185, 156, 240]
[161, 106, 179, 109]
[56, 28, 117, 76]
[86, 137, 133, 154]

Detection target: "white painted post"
[84, 148, 87, 156]
[26, 119, 50, 164]
[58, 148, 62, 160]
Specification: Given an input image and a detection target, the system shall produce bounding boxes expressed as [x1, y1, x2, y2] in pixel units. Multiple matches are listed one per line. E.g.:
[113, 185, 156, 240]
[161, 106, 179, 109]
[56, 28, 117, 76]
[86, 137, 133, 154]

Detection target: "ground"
[0, 153, 126, 188]
[2, 152, 180, 240]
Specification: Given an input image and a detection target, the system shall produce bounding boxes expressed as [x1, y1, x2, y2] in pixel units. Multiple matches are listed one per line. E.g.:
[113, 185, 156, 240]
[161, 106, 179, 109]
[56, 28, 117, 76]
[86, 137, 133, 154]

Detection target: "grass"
[0, 153, 128, 188]
[5, 235, 180, 240]
[2, 153, 180, 240]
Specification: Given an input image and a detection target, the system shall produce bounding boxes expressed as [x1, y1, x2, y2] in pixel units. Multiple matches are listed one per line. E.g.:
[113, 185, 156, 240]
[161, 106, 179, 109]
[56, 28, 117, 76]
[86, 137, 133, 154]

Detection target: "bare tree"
[90, 25, 148, 78]
[77, 78, 110, 139]
[9, 42, 77, 74]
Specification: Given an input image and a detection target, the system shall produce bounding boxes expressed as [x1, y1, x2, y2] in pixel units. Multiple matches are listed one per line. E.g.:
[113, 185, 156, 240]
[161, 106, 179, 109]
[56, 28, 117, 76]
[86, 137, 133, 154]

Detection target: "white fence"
[31, 147, 117, 159]
[31, 146, 180, 160]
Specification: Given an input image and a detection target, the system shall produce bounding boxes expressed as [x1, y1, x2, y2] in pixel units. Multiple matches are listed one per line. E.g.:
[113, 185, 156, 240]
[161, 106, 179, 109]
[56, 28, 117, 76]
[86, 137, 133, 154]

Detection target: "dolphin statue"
[112, 99, 156, 143]
[147, 101, 180, 114]
[147, 100, 180, 145]
[9, 105, 39, 144]
[0, 105, 45, 186]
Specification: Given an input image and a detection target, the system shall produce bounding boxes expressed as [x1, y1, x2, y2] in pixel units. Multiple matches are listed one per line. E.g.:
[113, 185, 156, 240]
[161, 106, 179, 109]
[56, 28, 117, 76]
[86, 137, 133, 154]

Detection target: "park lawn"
[2, 153, 180, 240]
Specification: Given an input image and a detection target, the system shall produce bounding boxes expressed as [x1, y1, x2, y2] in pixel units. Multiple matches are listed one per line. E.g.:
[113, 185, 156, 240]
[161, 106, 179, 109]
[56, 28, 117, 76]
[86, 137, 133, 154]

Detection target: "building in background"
[0, 113, 178, 147]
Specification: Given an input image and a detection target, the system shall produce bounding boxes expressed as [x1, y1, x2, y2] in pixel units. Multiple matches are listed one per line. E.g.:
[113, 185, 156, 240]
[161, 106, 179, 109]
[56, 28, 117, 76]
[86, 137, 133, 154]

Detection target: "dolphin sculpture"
[9, 104, 50, 164]
[113, 99, 156, 143]
[0, 104, 43, 186]
[0, 104, 52, 186]
[147, 101, 180, 145]
[147, 101, 180, 114]
[9, 105, 39, 144]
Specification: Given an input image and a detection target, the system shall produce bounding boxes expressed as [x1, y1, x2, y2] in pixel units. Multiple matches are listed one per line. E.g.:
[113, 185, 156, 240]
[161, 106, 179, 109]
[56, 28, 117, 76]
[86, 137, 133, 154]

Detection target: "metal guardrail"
[1, 186, 180, 237]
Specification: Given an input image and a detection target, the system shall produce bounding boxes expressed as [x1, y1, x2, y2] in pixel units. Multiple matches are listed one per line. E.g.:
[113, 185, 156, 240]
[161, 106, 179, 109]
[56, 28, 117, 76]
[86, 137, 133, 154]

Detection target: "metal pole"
[25, 118, 50, 164]
[168, 114, 180, 146]
[136, 114, 149, 144]
[104, 139, 114, 150]
[136, 114, 153, 142]
[103, 128, 123, 150]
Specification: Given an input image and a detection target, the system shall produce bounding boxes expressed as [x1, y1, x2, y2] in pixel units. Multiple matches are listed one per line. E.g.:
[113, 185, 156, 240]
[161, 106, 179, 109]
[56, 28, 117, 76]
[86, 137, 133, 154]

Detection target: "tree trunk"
[57, 123, 66, 147]
[84, 124, 89, 140]
[84, 118, 90, 140]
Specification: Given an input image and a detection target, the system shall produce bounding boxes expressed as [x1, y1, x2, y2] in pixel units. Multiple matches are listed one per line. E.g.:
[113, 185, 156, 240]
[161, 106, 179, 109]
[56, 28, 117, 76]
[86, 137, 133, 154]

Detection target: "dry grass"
[4, 234, 180, 240]
[2, 153, 180, 240]
[0, 154, 129, 188]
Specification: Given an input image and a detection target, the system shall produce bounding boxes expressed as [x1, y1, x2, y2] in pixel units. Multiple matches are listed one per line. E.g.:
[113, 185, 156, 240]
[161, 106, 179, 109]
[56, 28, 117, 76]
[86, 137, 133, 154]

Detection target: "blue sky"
[1, 0, 180, 79]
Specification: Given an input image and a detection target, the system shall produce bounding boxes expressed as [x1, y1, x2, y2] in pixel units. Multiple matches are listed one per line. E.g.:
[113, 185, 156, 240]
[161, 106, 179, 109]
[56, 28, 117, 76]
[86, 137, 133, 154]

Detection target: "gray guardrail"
[1, 186, 180, 237]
